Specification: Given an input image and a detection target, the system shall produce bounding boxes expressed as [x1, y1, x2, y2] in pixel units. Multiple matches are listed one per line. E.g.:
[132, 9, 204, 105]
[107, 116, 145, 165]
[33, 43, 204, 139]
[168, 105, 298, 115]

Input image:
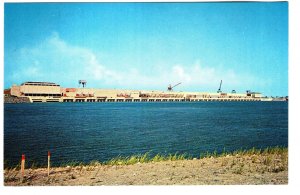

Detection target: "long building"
[3, 81, 271, 103]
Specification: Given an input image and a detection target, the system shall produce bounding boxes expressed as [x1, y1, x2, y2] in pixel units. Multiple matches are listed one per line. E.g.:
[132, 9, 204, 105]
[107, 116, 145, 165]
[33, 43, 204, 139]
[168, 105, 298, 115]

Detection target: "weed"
[213, 150, 218, 158]
[263, 156, 272, 166]
[247, 147, 261, 155]
[205, 151, 211, 158]
[221, 147, 228, 157]
[127, 155, 138, 165]
[140, 152, 149, 163]
[89, 160, 100, 166]
[152, 154, 164, 162]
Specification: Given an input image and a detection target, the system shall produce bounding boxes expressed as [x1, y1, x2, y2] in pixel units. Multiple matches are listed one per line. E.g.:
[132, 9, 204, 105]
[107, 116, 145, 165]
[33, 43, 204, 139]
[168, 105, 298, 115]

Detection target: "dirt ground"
[4, 152, 288, 185]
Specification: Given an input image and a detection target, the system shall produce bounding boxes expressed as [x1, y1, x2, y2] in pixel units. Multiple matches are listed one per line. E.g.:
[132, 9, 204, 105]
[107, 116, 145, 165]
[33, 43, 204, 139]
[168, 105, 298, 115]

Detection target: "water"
[4, 102, 288, 167]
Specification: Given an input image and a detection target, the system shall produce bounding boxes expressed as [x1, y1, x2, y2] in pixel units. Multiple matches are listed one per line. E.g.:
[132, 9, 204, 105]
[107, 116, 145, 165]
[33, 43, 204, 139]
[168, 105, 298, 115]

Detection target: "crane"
[168, 82, 181, 91]
[217, 80, 222, 93]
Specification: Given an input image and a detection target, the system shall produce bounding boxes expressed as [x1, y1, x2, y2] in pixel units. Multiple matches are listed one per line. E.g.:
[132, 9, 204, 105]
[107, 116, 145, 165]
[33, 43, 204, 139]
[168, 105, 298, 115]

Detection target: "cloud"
[6, 32, 270, 93]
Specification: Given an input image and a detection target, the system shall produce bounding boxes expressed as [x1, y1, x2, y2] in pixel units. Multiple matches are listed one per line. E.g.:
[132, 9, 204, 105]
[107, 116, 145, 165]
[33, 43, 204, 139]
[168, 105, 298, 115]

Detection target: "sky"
[4, 2, 288, 96]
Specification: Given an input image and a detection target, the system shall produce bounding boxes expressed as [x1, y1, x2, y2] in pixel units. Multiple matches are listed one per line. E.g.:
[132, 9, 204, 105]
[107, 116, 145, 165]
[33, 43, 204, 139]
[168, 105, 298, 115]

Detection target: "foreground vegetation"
[4, 146, 288, 169]
[102, 146, 287, 166]
[4, 146, 288, 185]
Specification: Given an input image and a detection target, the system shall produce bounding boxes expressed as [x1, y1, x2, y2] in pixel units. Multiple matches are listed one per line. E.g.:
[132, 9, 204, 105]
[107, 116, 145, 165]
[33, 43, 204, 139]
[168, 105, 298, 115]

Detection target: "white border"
[1, 1, 299, 195]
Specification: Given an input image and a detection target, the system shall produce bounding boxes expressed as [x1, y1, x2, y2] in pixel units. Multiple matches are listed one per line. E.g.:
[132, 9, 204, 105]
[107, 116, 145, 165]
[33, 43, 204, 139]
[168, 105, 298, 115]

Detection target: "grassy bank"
[4, 146, 288, 185]
[104, 146, 287, 166]
[5, 146, 287, 170]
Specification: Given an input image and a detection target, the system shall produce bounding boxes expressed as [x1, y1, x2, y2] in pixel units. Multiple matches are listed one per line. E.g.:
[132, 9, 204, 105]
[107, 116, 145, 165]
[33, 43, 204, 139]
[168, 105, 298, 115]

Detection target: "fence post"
[48, 151, 51, 176]
[21, 154, 25, 180]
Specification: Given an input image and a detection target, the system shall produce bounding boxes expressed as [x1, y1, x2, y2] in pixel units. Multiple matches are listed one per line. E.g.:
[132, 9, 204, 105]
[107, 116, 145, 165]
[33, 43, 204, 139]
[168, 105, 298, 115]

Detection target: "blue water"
[4, 102, 288, 167]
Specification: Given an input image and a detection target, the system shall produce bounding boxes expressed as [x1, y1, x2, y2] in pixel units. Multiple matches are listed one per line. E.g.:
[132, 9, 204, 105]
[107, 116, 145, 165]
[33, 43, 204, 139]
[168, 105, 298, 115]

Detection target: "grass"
[4, 146, 288, 169]
[104, 152, 191, 165]
[102, 146, 287, 166]
[4, 146, 288, 185]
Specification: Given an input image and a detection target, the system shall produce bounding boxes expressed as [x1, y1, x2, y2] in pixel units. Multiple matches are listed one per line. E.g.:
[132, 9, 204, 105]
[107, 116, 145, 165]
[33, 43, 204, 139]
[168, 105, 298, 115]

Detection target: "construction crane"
[78, 80, 87, 88]
[168, 82, 181, 91]
[217, 80, 222, 93]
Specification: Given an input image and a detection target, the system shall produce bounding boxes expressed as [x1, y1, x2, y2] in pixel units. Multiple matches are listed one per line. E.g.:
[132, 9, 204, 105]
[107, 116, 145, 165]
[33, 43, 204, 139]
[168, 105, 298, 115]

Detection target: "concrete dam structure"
[3, 81, 273, 103]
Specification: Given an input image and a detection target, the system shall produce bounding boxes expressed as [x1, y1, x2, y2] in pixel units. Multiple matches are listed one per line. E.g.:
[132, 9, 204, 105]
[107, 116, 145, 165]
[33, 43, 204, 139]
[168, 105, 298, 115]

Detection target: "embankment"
[4, 96, 30, 103]
[4, 147, 288, 185]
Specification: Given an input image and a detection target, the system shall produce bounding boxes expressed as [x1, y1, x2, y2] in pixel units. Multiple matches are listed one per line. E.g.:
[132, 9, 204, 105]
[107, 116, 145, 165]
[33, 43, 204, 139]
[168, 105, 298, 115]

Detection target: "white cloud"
[7, 32, 270, 93]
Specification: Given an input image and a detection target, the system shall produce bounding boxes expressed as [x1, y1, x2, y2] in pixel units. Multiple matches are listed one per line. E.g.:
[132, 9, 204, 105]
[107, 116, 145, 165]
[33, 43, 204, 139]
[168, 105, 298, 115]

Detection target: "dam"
[3, 81, 276, 103]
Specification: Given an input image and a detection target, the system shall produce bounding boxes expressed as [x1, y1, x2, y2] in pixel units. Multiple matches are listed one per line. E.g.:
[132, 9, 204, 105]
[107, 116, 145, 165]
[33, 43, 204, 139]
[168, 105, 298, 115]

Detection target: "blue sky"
[4, 2, 288, 96]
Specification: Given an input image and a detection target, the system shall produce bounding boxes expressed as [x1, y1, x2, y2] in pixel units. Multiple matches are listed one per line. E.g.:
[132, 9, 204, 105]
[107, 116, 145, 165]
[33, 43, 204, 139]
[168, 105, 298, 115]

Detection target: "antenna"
[79, 80, 87, 88]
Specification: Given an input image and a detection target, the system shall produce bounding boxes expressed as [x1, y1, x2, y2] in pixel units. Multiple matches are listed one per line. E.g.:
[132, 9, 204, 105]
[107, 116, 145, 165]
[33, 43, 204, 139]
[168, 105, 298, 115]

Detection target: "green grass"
[103, 146, 287, 166]
[103, 152, 192, 165]
[4, 146, 288, 169]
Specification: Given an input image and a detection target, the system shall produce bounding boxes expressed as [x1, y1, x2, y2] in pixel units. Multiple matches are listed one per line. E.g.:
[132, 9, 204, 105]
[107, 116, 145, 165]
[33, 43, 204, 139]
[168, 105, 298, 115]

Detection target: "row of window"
[23, 84, 59, 86]
[24, 93, 61, 97]
[21, 82, 60, 86]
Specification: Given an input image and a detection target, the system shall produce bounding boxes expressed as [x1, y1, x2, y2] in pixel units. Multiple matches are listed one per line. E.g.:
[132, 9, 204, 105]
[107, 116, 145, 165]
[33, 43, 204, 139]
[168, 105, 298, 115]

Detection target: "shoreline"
[4, 147, 288, 185]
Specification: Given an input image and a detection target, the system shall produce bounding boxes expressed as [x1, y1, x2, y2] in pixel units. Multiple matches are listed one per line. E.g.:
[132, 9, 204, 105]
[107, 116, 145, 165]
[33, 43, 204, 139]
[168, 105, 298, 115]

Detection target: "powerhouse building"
[7, 81, 265, 103]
